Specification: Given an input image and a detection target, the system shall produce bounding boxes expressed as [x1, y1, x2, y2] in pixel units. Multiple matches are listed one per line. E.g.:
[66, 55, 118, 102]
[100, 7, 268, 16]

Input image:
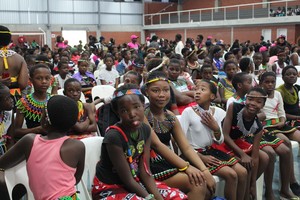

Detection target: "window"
[262, 29, 271, 42]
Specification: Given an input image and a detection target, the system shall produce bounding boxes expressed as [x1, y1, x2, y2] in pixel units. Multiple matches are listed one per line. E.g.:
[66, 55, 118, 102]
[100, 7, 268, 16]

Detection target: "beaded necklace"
[144, 106, 175, 134]
[233, 94, 246, 104]
[16, 93, 50, 122]
[107, 125, 140, 182]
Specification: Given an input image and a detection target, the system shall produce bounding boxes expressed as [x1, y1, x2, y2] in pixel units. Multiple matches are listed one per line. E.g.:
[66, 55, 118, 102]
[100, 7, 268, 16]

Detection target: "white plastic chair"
[4, 161, 34, 200]
[275, 77, 284, 89]
[94, 69, 101, 85]
[57, 88, 86, 103]
[91, 85, 115, 110]
[77, 137, 104, 200]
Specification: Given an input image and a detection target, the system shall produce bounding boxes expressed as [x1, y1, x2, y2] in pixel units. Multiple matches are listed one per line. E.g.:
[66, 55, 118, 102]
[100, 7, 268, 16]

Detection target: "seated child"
[271, 48, 287, 77]
[98, 54, 120, 88]
[54, 61, 72, 89]
[14, 64, 51, 139]
[180, 80, 247, 200]
[63, 78, 97, 139]
[72, 60, 96, 102]
[239, 57, 258, 87]
[92, 84, 187, 200]
[218, 61, 238, 105]
[0, 95, 85, 200]
[260, 72, 300, 197]
[221, 88, 269, 199]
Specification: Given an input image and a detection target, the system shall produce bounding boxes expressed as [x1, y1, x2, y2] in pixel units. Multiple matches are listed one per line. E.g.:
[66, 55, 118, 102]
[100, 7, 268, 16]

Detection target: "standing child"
[99, 54, 120, 88]
[14, 64, 51, 139]
[260, 72, 300, 197]
[63, 78, 97, 140]
[54, 61, 72, 89]
[221, 88, 270, 199]
[72, 60, 96, 102]
[218, 61, 238, 105]
[92, 84, 187, 200]
[0, 95, 85, 200]
[180, 80, 248, 200]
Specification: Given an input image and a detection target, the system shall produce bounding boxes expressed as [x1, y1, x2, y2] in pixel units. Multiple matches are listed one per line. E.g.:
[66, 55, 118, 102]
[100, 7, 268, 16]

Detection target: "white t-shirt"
[175, 41, 184, 56]
[98, 68, 120, 87]
[262, 90, 286, 120]
[180, 106, 225, 150]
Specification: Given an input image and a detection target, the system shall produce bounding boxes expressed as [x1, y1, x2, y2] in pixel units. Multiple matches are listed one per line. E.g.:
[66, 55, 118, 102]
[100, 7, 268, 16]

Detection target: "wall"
[144, 2, 178, 14]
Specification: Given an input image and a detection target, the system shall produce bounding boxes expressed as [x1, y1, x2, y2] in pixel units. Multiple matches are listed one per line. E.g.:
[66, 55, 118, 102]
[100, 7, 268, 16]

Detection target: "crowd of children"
[2, 24, 300, 200]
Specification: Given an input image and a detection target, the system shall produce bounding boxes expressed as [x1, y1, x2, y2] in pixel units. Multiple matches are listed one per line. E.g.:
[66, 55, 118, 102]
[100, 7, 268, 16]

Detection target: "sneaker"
[291, 182, 300, 196]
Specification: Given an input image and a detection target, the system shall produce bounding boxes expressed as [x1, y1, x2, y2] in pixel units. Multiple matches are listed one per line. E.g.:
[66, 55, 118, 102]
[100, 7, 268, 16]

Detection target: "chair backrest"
[275, 76, 284, 89]
[4, 160, 34, 200]
[91, 85, 115, 103]
[94, 69, 101, 85]
[77, 136, 104, 199]
[57, 88, 86, 103]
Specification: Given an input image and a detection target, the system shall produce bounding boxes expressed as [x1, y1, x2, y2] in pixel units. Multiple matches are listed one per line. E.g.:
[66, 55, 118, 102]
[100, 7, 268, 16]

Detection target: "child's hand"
[276, 121, 285, 129]
[184, 165, 206, 186]
[203, 169, 216, 196]
[200, 112, 219, 132]
[240, 154, 252, 170]
[201, 155, 221, 167]
[0, 76, 11, 87]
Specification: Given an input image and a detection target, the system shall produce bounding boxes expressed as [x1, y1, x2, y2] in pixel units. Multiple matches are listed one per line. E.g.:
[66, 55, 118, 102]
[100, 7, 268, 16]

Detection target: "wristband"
[145, 194, 154, 200]
[178, 162, 190, 172]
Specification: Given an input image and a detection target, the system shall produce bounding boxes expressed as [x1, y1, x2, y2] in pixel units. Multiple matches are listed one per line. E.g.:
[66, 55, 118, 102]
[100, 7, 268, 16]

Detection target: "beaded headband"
[145, 77, 170, 85]
[112, 89, 142, 99]
[245, 94, 268, 99]
[0, 31, 11, 34]
[35, 60, 51, 65]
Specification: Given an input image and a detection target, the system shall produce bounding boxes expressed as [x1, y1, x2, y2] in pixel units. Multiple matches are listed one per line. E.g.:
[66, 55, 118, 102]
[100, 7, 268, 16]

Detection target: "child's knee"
[223, 168, 238, 182]
[277, 143, 291, 156]
[265, 149, 276, 162]
[236, 165, 248, 180]
[259, 150, 270, 165]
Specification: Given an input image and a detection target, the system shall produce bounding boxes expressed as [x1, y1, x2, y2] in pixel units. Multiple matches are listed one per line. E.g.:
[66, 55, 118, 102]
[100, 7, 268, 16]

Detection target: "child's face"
[227, 54, 237, 63]
[58, 64, 69, 75]
[283, 68, 297, 85]
[79, 62, 88, 74]
[260, 76, 276, 94]
[262, 52, 269, 64]
[194, 82, 215, 105]
[240, 76, 253, 94]
[117, 94, 144, 130]
[201, 67, 213, 80]
[105, 57, 114, 68]
[30, 68, 51, 93]
[167, 63, 181, 81]
[80, 53, 89, 60]
[245, 91, 265, 115]
[225, 63, 238, 79]
[125, 51, 131, 60]
[203, 57, 212, 65]
[277, 52, 286, 62]
[124, 74, 139, 86]
[146, 80, 170, 109]
[53, 54, 60, 62]
[253, 55, 263, 67]
[0, 87, 13, 111]
[64, 82, 82, 102]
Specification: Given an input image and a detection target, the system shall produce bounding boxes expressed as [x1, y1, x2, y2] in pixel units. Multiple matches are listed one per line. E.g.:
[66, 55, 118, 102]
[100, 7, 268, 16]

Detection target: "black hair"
[241, 46, 249, 56]
[57, 61, 69, 69]
[259, 71, 276, 83]
[77, 59, 89, 67]
[223, 60, 237, 71]
[104, 54, 114, 63]
[232, 48, 241, 55]
[200, 64, 212, 73]
[198, 79, 217, 96]
[29, 64, 51, 78]
[181, 47, 190, 56]
[124, 71, 143, 84]
[47, 95, 78, 132]
[175, 34, 182, 41]
[224, 52, 234, 60]
[239, 57, 251, 72]
[133, 57, 145, 65]
[0, 26, 11, 47]
[247, 87, 268, 103]
[64, 78, 81, 90]
[146, 70, 167, 83]
[146, 58, 163, 72]
[121, 49, 130, 58]
[232, 72, 250, 90]
[111, 84, 145, 112]
[168, 58, 181, 69]
[282, 65, 297, 76]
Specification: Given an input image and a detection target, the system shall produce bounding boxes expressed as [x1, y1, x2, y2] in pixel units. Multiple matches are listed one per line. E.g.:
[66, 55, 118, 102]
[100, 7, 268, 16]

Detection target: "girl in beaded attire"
[92, 84, 187, 200]
[0, 25, 29, 101]
[144, 71, 216, 200]
[13, 64, 51, 140]
[180, 80, 247, 200]
[63, 78, 97, 140]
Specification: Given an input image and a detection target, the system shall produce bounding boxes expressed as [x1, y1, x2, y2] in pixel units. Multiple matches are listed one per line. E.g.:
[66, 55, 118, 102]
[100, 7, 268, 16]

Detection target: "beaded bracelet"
[178, 162, 190, 172]
[145, 194, 154, 200]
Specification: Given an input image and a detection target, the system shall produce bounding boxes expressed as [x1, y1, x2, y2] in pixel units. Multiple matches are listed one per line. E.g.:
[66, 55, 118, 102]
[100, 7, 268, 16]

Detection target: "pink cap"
[259, 46, 268, 52]
[131, 35, 139, 40]
[146, 37, 150, 41]
[207, 36, 213, 39]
